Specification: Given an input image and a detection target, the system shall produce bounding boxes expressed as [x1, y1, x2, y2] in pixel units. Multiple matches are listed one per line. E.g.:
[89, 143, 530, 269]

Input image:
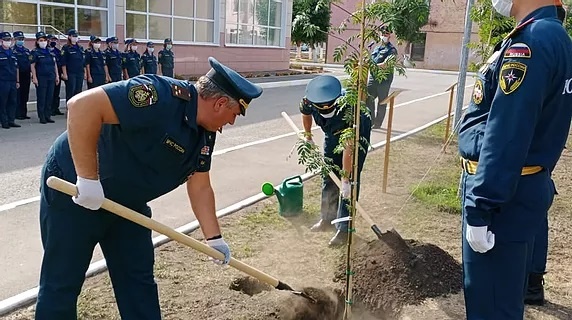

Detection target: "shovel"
[46, 176, 317, 303]
[280, 111, 384, 239]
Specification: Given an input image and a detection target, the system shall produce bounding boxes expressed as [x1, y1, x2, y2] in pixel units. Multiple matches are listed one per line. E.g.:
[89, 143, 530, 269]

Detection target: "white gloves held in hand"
[341, 179, 351, 198]
[207, 236, 231, 266]
[72, 176, 105, 210]
[466, 225, 495, 253]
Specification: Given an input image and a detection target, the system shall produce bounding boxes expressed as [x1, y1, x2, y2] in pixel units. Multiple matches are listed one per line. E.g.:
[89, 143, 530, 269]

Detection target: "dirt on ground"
[3, 123, 572, 320]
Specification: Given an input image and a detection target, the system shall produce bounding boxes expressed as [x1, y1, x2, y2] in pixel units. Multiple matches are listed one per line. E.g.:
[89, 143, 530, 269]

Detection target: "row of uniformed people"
[0, 28, 176, 128]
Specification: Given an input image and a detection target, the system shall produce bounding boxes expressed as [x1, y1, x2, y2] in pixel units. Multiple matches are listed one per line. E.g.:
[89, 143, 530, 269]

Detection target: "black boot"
[524, 273, 545, 306]
[328, 230, 348, 247]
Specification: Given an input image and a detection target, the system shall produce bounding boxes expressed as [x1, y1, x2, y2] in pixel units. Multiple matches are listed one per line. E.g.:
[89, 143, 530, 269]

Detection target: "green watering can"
[261, 175, 304, 217]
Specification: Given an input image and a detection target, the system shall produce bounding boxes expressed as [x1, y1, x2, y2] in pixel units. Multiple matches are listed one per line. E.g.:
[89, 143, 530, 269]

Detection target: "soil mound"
[333, 229, 463, 318]
[229, 276, 273, 296]
[275, 287, 344, 320]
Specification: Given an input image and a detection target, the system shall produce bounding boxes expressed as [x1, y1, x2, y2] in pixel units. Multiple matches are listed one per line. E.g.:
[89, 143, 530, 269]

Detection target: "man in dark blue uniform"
[300, 75, 371, 246]
[34, 56, 263, 320]
[13, 31, 32, 120]
[0, 31, 20, 129]
[48, 34, 64, 116]
[61, 29, 85, 102]
[158, 38, 174, 77]
[367, 26, 397, 129]
[104, 36, 123, 82]
[457, 1, 572, 319]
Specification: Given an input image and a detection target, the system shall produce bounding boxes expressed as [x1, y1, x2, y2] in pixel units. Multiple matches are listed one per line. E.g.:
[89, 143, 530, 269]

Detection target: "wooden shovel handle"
[46, 176, 282, 288]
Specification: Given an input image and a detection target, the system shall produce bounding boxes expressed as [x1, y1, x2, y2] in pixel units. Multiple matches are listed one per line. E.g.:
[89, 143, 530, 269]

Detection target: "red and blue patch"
[504, 43, 531, 59]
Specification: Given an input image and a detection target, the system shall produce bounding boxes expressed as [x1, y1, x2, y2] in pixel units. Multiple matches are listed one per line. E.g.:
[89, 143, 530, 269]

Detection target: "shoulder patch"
[128, 83, 159, 107]
[504, 43, 531, 59]
[472, 79, 484, 104]
[171, 84, 191, 101]
[499, 61, 527, 95]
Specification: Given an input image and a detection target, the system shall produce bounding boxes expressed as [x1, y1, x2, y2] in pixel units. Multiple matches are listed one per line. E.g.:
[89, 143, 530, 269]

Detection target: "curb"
[0, 105, 466, 317]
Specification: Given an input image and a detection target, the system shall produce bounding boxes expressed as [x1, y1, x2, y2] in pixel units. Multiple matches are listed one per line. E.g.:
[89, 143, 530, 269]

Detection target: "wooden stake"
[381, 90, 403, 193]
[443, 82, 457, 147]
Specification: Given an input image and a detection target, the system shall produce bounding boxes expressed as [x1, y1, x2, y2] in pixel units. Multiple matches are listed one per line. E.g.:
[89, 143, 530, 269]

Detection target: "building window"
[226, 0, 284, 47]
[0, 0, 109, 37]
[125, 0, 216, 44]
[410, 33, 426, 61]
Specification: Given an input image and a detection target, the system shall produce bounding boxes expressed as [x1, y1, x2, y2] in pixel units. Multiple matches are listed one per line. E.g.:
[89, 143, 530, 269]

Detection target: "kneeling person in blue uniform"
[35, 57, 263, 320]
[457, 1, 572, 319]
[300, 75, 372, 247]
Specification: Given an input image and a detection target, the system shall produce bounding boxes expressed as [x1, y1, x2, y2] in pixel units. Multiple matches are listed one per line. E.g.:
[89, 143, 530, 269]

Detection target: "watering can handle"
[283, 175, 302, 187]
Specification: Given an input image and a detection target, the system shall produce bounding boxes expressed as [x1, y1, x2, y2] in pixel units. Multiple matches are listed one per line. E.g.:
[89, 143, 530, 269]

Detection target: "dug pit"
[333, 229, 464, 319]
[229, 276, 273, 296]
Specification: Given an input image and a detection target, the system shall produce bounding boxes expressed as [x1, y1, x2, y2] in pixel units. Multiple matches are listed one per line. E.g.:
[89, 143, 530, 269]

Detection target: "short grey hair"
[195, 76, 239, 109]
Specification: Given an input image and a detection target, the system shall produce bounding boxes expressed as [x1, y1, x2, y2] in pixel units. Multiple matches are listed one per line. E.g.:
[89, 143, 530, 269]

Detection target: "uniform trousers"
[460, 169, 555, 319]
[35, 136, 161, 320]
[0, 80, 17, 126]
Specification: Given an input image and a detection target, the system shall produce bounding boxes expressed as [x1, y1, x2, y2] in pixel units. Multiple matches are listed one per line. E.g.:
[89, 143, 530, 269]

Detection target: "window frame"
[5, 0, 113, 40]
[224, 0, 287, 49]
[124, 0, 220, 46]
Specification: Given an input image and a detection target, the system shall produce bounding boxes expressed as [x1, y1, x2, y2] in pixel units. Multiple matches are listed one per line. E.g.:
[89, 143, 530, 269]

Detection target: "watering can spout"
[262, 182, 284, 204]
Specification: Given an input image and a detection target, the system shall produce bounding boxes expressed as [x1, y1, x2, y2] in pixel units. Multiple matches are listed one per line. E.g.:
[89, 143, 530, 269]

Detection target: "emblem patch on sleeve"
[128, 84, 159, 107]
[499, 62, 527, 94]
[200, 146, 210, 156]
[472, 79, 483, 105]
[504, 43, 531, 59]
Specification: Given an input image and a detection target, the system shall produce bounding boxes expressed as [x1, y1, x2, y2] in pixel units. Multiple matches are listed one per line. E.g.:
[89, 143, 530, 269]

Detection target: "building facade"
[0, 0, 293, 75]
[325, 0, 480, 71]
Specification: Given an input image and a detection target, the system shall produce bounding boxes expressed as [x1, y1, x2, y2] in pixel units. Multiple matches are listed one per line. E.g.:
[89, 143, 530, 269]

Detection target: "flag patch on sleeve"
[504, 43, 531, 59]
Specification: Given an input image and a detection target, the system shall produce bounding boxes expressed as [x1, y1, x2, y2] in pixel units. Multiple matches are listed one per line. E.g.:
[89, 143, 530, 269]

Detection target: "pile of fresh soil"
[333, 229, 463, 319]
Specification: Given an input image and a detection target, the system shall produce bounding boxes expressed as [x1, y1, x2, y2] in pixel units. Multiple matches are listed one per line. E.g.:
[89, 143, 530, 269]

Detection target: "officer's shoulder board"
[503, 18, 534, 41]
[171, 83, 191, 101]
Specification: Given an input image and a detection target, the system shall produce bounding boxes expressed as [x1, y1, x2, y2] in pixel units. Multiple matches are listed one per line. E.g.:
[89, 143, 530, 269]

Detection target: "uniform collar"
[520, 5, 557, 24]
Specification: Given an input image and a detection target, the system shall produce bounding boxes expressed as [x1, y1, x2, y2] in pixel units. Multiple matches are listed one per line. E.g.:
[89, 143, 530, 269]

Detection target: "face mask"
[38, 41, 47, 49]
[93, 43, 101, 49]
[16, 40, 24, 46]
[112, 43, 118, 49]
[2, 41, 11, 48]
[131, 46, 138, 50]
[71, 36, 78, 43]
[320, 109, 336, 118]
[491, 0, 513, 17]
[148, 48, 154, 53]
[166, 44, 172, 50]
[381, 36, 388, 43]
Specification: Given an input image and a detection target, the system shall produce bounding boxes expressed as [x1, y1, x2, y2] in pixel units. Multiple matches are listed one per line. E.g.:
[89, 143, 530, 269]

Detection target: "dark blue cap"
[67, 29, 78, 36]
[90, 35, 101, 42]
[48, 34, 57, 39]
[305, 75, 342, 105]
[205, 57, 263, 116]
[35, 31, 48, 40]
[125, 38, 137, 45]
[146, 41, 154, 47]
[164, 38, 172, 43]
[0, 32, 11, 40]
[106, 36, 118, 43]
[13, 31, 24, 39]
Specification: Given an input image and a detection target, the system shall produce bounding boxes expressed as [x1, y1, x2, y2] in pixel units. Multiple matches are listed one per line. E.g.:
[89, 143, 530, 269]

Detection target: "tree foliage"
[291, 0, 331, 47]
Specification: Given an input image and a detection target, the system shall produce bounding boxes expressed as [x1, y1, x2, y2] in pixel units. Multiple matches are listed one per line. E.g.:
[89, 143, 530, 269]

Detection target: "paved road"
[0, 69, 473, 302]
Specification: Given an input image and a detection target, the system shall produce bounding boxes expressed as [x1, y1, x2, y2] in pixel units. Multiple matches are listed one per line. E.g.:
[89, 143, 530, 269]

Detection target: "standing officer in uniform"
[104, 36, 123, 82]
[457, 1, 572, 319]
[122, 38, 141, 79]
[84, 35, 110, 89]
[34, 56, 263, 320]
[61, 29, 85, 103]
[0, 31, 20, 129]
[525, 1, 568, 306]
[48, 34, 64, 116]
[13, 30, 31, 120]
[300, 75, 372, 247]
[30, 31, 59, 124]
[367, 26, 397, 129]
[141, 41, 158, 75]
[158, 38, 174, 77]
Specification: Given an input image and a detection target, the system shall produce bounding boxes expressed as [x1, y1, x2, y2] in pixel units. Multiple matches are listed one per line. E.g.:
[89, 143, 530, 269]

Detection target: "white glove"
[72, 176, 105, 210]
[207, 236, 231, 266]
[466, 225, 495, 253]
[305, 137, 315, 146]
[341, 179, 351, 198]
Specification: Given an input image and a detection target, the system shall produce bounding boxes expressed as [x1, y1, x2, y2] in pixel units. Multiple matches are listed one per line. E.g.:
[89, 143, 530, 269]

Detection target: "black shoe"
[9, 123, 21, 128]
[524, 273, 545, 306]
[310, 219, 335, 232]
[52, 111, 64, 116]
[46, 118, 55, 123]
[328, 230, 348, 247]
[16, 117, 26, 120]
[2, 124, 9, 129]
[25, 116, 31, 119]
[40, 120, 47, 124]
